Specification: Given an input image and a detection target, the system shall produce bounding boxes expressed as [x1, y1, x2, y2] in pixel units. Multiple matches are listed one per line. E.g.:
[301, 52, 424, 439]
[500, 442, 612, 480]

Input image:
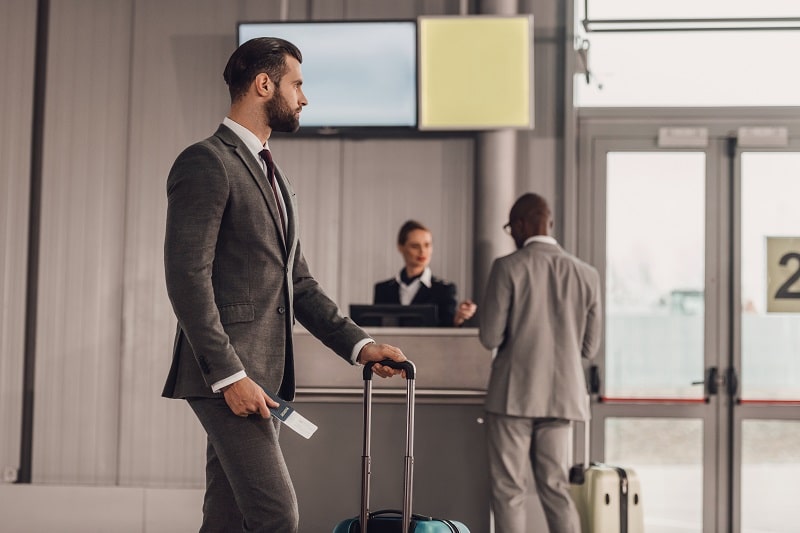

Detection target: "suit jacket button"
[277, 306, 285, 314]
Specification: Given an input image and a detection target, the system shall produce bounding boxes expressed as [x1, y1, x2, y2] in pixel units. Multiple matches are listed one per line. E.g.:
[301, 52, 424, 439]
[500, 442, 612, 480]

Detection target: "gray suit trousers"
[189, 399, 298, 533]
[487, 414, 580, 533]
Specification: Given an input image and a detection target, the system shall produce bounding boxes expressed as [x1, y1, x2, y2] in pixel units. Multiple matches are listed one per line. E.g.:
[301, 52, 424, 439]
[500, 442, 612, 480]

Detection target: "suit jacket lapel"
[214, 125, 288, 256]
[412, 283, 432, 304]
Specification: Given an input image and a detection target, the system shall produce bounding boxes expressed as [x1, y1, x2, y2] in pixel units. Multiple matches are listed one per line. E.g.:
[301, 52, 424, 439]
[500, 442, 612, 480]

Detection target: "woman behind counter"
[374, 220, 477, 327]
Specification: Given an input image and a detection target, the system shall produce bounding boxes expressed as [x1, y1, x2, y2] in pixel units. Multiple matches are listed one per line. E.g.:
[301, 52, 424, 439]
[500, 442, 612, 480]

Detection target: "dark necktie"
[258, 149, 286, 239]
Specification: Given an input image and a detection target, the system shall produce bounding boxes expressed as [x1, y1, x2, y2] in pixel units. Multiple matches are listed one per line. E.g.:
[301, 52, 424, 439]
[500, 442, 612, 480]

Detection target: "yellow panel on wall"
[419, 15, 534, 130]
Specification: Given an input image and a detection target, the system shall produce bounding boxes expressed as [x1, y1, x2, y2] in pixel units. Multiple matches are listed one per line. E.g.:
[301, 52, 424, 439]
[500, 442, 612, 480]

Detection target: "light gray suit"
[163, 124, 367, 531]
[479, 239, 601, 533]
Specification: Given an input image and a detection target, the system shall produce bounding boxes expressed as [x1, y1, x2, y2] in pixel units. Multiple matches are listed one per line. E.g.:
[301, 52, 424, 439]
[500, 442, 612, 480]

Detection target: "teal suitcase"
[332, 360, 470, 533]
[333, 510, 468, 532]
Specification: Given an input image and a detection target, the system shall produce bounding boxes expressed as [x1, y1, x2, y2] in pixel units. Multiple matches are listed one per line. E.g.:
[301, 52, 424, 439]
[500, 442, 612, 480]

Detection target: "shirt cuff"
[351, 338, 375, 365]
[211, 370, 247, 393]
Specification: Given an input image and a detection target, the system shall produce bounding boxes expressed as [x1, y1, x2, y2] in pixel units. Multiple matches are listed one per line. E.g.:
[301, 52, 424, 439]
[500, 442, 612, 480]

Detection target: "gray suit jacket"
[162, 124, 367, 400]
[479, 241, 601, 421]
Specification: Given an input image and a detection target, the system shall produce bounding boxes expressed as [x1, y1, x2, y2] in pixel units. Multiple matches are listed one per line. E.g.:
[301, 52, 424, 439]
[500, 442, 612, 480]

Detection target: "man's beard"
[265, 87, 300, 133]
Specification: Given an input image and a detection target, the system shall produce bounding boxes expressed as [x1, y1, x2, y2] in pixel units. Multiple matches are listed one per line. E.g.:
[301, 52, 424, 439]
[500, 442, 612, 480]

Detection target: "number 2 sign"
[767, 237, 800, 313]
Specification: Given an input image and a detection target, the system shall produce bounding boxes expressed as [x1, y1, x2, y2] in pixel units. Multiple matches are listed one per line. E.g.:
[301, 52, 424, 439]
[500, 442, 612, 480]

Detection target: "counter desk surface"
[293, 326, 492, 394]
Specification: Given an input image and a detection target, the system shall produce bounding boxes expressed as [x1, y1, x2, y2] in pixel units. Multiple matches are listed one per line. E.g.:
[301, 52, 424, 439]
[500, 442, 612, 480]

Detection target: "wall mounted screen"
[418, 15, 534, 130]
[238, 21, 417, 132]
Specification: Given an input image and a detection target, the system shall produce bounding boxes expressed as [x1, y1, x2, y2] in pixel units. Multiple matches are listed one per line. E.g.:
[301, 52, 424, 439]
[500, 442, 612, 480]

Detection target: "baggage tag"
[265, 390, 318, 439]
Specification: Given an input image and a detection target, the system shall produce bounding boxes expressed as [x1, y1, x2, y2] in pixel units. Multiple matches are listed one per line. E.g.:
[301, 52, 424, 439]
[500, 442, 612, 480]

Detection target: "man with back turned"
[162, 37, 406, 532]
[479, 193, 602, 533]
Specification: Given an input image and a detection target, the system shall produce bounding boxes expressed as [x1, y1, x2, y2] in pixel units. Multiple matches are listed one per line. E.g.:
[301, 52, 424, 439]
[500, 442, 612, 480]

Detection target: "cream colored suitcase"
[569, 463, 644, 533]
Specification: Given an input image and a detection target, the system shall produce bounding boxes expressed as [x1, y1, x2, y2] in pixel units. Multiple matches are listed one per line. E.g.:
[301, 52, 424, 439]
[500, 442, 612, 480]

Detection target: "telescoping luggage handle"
[569, 417, 592, 484]
[360, 359, 416, 533]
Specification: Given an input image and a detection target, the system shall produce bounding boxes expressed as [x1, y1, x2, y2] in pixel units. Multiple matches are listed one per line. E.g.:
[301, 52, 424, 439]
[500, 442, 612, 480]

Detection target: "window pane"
[741, 153, 800, 400]
[585, 0, 800, 19]
[575, 31, 800, 107]
[606, 153, 705, 398]
[741, 420, 800, 532]
[605, 417, 703, 533]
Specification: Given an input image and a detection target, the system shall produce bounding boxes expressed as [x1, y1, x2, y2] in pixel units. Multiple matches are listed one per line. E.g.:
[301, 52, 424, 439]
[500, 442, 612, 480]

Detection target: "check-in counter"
[293, 326, 491, 395]
[283, 327, 493, 532]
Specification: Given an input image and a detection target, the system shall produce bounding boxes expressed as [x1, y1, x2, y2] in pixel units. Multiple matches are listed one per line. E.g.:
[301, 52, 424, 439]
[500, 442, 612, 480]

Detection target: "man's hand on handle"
[223, 343, 405, 417]
[222, 376, 279, 418]
[357, 342, 407, 378]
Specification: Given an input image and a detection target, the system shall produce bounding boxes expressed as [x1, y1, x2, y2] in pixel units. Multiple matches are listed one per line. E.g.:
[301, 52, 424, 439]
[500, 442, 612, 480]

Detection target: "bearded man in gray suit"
[479, 193, 602, 533]
[162, 37, 406, 532]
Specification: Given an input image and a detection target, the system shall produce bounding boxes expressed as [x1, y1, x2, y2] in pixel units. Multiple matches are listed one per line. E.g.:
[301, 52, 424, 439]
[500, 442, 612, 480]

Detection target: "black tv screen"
[238, 21, 418, 132]
[349, 304, 438, 328]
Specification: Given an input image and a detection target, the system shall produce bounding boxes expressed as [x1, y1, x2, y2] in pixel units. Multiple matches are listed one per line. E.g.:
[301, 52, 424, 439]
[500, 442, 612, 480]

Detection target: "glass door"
[581, 139, 723, 533]
[735, 150, 800, 533]
[577, 120, 800, 532]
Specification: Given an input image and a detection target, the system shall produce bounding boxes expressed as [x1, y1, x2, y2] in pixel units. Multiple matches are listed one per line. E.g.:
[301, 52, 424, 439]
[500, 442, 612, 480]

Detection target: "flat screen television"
[238, 20, 418, 134]
[349, 304, 438, 328]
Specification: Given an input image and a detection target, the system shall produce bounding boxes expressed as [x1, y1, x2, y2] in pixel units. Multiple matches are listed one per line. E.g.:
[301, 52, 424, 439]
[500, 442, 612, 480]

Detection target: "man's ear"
[254, 73, 270, 97]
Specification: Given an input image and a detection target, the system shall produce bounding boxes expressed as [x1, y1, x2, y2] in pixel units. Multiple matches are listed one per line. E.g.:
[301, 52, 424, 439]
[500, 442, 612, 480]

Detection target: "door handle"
[692, 367, 720, 396]
[693, 367, 738, 398]
[726, 367, 739, 397]
[589, 365, 601, 394]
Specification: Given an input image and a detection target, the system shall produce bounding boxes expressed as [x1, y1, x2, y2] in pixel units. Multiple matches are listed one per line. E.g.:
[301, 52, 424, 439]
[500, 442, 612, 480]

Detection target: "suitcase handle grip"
[363, 359, 416, 381]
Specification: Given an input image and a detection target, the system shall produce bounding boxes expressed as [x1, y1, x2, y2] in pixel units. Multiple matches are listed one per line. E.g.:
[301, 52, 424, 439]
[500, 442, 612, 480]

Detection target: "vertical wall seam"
[115, 0, 138, 488]
[19, 0, 50, 485]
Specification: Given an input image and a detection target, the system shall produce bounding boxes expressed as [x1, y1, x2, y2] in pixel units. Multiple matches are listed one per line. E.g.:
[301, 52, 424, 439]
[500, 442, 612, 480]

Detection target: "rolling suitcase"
[568, 421, 644, 533]
[332, 359, 470, 533]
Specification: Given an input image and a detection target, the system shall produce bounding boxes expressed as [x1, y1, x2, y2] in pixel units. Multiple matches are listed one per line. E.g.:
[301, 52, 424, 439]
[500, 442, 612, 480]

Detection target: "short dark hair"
[397, 220, 430, 246]
[223, 37, 302, 102]
[511, 193, 552, 226]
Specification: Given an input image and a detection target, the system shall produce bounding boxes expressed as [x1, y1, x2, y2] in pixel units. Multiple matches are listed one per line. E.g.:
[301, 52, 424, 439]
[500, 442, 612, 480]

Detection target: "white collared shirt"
[223, 116, 266, 159]
[397, 267, 432, 305]
[523, 235, 558, 247]
[222, 117, 287, 221]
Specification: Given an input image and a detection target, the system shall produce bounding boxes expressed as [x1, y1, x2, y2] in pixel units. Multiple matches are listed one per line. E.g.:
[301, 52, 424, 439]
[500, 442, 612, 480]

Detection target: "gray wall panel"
[270, 138, 345, 301]
[0, 0, 36, 483]
[343, 0, 417, 18]
[118, 0, 239, 487]
[32, 0, 132, 484]
[518, 0, 566, 241]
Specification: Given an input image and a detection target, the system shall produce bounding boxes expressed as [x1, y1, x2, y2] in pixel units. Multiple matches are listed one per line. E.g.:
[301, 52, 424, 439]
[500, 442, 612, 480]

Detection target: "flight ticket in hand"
[264, 389, 318, 439]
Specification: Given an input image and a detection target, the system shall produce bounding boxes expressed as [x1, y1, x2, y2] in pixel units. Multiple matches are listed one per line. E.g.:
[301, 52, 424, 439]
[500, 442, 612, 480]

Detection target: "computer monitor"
[349, 304, 439, 328]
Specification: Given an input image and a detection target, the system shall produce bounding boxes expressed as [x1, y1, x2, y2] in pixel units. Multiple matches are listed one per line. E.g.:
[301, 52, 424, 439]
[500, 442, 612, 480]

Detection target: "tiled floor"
[0, 484, 202, 533]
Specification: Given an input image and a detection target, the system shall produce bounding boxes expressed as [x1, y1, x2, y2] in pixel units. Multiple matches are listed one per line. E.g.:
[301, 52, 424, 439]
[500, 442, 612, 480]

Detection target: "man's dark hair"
[397, 220, 430, 246]
[223, 37, 302, 102]
[512, 193, 551, 223]
[510, 193, 553, 240]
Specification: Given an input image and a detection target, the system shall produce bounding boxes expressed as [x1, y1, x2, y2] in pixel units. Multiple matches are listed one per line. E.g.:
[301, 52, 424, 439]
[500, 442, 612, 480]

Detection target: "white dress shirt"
[397, 266, 433, 305]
